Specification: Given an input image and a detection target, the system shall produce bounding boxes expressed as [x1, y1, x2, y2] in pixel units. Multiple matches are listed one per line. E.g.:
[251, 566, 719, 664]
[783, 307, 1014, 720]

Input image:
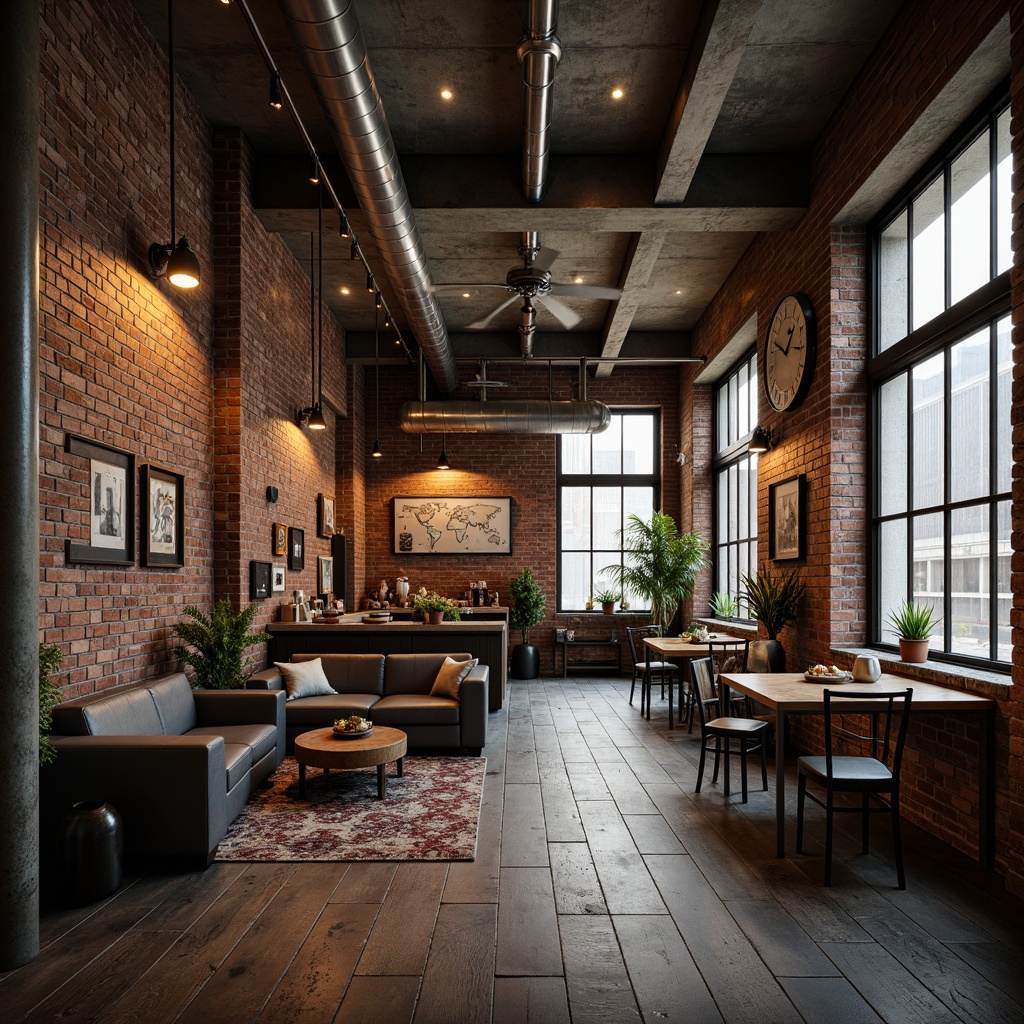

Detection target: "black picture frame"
[64, 434, 135, 565]
[140, 464, 184, 567]
[249, 560, 272, 600]
[288, 526, 305, 570]
[768, 474, 805, 561]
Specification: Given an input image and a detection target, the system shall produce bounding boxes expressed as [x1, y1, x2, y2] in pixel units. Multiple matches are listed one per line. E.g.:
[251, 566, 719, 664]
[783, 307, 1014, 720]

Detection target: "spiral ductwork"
[279, 0, 459, 393]
[399, 400, 610, 434]
[519, 0, 561, 203]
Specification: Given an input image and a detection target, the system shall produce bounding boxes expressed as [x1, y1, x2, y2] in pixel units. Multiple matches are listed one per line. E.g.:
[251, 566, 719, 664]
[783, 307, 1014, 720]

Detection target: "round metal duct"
[399, 400, 611, 434]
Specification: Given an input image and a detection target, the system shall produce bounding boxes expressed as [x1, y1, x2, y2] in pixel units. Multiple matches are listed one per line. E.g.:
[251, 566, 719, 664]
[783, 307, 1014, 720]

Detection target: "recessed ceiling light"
[462, 292, 471, 299]
[573, 275, 584, 284]
[611, 87, 624, 100]
[440, 88, 453, 101]
[340, 287, 350, 295]
[675, 289, 683, 295]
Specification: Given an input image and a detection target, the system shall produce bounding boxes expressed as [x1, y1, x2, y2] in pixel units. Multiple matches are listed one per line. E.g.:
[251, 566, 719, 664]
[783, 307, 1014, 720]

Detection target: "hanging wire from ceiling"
[225, 0, 412, 361]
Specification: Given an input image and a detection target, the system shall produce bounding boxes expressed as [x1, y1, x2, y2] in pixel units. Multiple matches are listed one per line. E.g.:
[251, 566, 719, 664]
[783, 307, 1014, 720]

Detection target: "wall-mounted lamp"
[148, 0, 200, 290]
[436, 435, 450, 470]
[748, 425, 772, 453]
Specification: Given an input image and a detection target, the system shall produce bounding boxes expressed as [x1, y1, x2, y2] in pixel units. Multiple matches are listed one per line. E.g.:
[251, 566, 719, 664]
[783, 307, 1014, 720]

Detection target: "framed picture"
[140, 464, 184, 567]
[392, 496, 512, 555]
[768, 474, 805, 561]
[250, 560, 272, 600]
[318, 494, 335, 538]
[288, 526, 305, 570]
[272, 522, 288, 557]
[318, 555, 334, 596]
[64, 434, 135, 565]
[272, 564, 286, 592]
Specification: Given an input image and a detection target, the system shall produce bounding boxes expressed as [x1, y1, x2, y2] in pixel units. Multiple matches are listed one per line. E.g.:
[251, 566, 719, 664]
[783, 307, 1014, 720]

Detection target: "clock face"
[764, 292, 817, 412]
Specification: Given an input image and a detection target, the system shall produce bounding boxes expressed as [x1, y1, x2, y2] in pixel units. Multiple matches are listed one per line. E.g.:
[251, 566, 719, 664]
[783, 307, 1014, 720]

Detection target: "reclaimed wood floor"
[5, 676, 1024, 1023]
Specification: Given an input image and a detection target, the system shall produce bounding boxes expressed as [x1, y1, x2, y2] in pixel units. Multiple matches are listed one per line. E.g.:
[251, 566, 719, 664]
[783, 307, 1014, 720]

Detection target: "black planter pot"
[748, 639, 786, 672]
[510, 643, 540, 679]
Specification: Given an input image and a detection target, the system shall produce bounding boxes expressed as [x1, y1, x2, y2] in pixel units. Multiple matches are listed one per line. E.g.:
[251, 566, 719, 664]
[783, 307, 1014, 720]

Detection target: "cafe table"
[717, 671, 998, 867]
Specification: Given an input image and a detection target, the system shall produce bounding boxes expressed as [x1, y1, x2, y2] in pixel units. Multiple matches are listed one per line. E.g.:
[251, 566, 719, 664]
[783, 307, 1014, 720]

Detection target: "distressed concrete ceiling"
[131, 0, 903, 383]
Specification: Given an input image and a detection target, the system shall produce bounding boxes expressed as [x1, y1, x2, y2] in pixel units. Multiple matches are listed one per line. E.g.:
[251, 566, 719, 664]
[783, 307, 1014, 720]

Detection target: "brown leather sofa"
[246, 652, 488, 756]
[40, 672, 285, 864]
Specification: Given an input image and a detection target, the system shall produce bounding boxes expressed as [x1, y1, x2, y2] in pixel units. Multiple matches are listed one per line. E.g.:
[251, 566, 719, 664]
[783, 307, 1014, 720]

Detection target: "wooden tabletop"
[644, 635, 749, 657]
[293, 726, 408, 770]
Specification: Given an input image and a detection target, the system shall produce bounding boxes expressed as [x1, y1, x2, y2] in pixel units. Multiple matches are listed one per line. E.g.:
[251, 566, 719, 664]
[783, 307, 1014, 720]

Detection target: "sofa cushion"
[148, 674, 199, 735]
[51, 684, 163, 736]
[293, 653, 386, 696]
[284, 694, 382, 725]
[430, 657, 478, 700]
[190, 723, 279, 766]
[275, 659, 336, 700]
[384, 653, 474, 696]
[370, 694, 460, 726]
[222, 742, 253, 791]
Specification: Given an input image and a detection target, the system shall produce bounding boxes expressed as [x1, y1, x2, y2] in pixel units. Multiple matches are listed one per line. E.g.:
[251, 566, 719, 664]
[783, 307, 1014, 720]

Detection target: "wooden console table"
[553, 637, 622, 677]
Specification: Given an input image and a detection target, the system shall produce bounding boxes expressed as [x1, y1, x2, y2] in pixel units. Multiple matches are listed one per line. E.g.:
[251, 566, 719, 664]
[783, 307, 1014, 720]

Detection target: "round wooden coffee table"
[293, 726, 407, 799]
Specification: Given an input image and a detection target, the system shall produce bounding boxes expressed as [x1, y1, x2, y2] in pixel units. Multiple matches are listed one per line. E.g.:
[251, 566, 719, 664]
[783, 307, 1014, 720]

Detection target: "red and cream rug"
[214, 755, 486, 862]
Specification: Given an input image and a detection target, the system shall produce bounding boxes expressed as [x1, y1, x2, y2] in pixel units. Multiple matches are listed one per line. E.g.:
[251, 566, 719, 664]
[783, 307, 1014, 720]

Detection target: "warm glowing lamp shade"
[306, 404, 327, 430]
[748, 425, 772, 453]
[164, 238, 201, 288]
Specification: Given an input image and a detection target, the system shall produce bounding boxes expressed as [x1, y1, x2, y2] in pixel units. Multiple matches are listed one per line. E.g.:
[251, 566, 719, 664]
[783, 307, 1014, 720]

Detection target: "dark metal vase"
[55, 800, 123, 905]
[510, 643, 540, 679]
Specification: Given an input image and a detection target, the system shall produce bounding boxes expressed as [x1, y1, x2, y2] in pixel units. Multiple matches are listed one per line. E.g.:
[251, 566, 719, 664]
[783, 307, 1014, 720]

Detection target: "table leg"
[377, 763, 386, 800]
[775, 709, 786, 857]
[979, 711, 995, 870]
[298, 762, 306, 799]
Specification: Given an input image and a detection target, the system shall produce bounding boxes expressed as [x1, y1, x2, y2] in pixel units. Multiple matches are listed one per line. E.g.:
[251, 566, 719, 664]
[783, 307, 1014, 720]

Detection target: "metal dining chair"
[796, 687, 913, 888]
[625, 625, 680, 717]
[690, 657, 768, 803]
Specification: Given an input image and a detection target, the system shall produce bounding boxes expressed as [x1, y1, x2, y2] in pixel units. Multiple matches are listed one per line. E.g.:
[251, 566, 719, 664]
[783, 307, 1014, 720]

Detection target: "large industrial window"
[713, 351, 758, 615]
[870, 86, 1011, 667]
[557, 410, 660, 611]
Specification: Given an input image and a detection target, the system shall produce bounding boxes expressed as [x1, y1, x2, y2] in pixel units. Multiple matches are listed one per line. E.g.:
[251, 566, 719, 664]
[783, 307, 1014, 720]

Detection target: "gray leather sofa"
[246, 652, 488, 755]
[41, 672, 285, 863]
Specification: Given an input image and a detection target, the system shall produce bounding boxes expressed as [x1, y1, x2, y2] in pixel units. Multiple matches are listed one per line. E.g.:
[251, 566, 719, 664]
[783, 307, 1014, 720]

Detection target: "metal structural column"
[0, 0, 41, 970]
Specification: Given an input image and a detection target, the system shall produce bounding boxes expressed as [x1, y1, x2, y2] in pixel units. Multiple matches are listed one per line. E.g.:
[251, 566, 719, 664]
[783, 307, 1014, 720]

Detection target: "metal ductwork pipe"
[518, 0, 561, 203]
[399, 400, 610, 434]
[279, 0, 459, 393]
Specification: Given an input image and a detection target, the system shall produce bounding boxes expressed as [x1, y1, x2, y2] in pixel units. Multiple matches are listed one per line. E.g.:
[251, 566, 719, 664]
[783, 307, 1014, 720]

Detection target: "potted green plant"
[509, 567, 547, 679]
[741, 566, 805, 671]
[173, 598, 272, 689]
[594, 588, 619, 614]
[710, 591, 738, 619]
[886, 599, 939, 663]
[39, 642, 64, 765]
[413, 590, 461, 624]
[604, 511, 708, 633]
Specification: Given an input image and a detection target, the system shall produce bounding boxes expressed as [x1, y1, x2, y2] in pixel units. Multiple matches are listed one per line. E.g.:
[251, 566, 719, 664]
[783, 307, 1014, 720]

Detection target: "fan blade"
[548, 282, 622, 299]
[467, 294, 521, 329]
[534, 294, 582, 329]
[432, 283, 508, 295]
[532, 246, 560, 273]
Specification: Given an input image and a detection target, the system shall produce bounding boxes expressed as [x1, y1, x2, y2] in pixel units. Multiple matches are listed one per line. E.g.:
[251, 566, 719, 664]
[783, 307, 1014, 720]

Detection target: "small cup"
[852, 655, 881, 683]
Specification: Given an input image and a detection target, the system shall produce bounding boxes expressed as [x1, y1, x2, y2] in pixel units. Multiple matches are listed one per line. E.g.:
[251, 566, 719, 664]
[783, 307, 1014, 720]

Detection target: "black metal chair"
[796, 687, 913, 888]
[625, 625, 680, 716]
[690, 657, 768, 803]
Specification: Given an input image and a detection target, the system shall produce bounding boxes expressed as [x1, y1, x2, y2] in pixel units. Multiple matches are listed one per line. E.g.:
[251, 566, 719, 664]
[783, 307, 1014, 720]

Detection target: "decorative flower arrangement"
[412, 591, 461, 620]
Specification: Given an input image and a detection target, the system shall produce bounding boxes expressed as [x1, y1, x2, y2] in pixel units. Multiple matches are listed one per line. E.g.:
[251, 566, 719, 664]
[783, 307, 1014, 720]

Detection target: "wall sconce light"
[148, 0, 200, 290]
[268, 70, 283, 109]
[748, 425, 772, 453]
[436, 435, 450, 470]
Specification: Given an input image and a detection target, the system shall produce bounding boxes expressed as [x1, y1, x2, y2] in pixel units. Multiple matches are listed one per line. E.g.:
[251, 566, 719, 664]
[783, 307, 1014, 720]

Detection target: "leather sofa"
[246, 652, 488, 756]
[40, 671, 285, 864]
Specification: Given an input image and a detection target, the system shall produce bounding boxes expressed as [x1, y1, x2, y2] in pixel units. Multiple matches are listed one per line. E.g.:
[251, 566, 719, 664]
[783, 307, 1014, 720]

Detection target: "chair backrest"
[689, 657, 719, 726]
[625, 625, 662, 668]
[823, 688, 913, 780]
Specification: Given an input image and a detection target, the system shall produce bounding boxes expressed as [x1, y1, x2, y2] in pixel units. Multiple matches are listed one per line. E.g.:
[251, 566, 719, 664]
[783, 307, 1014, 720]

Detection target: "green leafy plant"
[174, 599, 272, 690]
[886, 599, 939, 640]
[594, 588, 619, 604]
[603, 511, 708, 632]
[39, 642, 64, 765]
[509, 567, 547, 644]
[412, 591, 461, 620]
[710, 591, 738, 618]
[741, 566, 805, 640]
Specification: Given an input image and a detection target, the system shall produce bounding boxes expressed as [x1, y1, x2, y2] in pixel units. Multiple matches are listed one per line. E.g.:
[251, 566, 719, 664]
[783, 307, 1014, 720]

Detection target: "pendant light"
[297, 182, 326, 430]
[148, 0, 200, 289]
[436, 434, 450, 470]
[372, 302, 382, 457]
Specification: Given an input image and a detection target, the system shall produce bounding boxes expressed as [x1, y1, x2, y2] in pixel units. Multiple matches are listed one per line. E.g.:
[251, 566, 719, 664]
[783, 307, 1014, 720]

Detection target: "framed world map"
[392, 496, 512, 555]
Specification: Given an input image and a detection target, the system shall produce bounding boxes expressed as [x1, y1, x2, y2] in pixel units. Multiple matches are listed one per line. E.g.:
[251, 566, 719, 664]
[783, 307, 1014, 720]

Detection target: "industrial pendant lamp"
[372, 303, 382, 457]
[148, 0, 200, 289]
[297, 183, 327, 430]
[436, 434, 450, 470]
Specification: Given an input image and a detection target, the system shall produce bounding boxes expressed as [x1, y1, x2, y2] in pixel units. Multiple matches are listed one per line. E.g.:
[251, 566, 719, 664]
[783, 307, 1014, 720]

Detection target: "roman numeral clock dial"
[763, 292, 817, 413]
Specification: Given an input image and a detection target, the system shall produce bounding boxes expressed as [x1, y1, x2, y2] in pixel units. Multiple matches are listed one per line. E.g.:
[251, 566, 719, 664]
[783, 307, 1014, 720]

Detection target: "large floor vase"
[55, 799, 123, 905]
[510, 643, 540, 679]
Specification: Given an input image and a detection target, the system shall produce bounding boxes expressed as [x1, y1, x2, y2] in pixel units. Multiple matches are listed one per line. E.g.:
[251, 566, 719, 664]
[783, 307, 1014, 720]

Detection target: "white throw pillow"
[274, 658, 336, 701]
[429, 657, 478, 701]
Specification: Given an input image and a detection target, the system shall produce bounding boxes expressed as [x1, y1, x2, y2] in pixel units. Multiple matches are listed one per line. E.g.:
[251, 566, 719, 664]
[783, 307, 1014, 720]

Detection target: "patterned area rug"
[215, 755, 485, 862]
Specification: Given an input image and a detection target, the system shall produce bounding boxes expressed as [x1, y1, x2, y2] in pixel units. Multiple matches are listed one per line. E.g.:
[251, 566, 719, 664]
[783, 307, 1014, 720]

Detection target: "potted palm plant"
[886, 600, 939, 663]
[603, 511, 707, 633]
[174, 598, 272, 689]
[509, 567, 546, 679]
[741, 566, 805, 671]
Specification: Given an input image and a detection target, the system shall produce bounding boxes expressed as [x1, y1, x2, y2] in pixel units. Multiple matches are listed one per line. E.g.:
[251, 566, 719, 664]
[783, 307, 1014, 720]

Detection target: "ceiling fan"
[432, 231, 621, 355]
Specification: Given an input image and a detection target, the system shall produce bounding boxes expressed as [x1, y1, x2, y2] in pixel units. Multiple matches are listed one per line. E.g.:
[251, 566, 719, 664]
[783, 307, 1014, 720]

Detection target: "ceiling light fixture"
[268, 70, 283, 109]
[366, 272, 374, 294]
[308, 155, 321, 184]
[440, 88, 453, 100]
[372, 302, 382, 458]
[297, 186, 327, 431]
[748, 425, 772, 453]
[436, 435, 450, 470]
[148, 0, 200, 290]
[338, 212, 350, 239]
[573, 275, 584, 284]
[340, 286, 350, 295]
[611, 87, 624, 100]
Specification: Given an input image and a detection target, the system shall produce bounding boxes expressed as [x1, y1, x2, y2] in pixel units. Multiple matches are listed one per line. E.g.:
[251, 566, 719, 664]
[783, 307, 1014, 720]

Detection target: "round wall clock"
[763, 292, 817, 413]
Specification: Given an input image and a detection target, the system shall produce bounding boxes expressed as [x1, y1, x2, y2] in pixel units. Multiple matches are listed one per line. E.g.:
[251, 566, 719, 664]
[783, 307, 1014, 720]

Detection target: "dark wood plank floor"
[6, 676, 1024, 1023]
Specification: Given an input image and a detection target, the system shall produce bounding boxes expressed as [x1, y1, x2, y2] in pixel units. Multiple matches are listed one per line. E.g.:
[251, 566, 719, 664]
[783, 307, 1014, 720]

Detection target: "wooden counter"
[267, 617, 508, 710]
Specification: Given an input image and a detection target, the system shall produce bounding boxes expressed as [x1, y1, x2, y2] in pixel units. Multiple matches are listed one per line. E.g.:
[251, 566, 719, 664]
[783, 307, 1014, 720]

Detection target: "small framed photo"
[288, 526, 305, 571]
[272, 564, 286, 592]
[64, 434, 135, 565]
[250, 560, 272, 600]
[272, 522, 288, 557]
[318, 494, 335, 538]
[318, 555, 334, 596]
[140, 464, 184, 567]
[768, 473, 805, 561]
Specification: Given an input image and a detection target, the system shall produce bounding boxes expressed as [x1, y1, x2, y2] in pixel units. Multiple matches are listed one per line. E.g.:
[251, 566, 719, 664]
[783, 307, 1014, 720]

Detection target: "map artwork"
[393, 496, 512, 555]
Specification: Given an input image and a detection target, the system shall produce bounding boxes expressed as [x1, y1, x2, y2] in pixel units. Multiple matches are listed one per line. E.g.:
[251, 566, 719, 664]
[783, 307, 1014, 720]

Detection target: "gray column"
[0, 0, 40, 970]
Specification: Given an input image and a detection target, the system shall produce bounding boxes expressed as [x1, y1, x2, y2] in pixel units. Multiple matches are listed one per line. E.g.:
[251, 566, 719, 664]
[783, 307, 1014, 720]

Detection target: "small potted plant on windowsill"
[413, 591, 461, 625]
[886, 599, 939, 663]
[710, 591, 738, 619]
[595, 588, 619, 615]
